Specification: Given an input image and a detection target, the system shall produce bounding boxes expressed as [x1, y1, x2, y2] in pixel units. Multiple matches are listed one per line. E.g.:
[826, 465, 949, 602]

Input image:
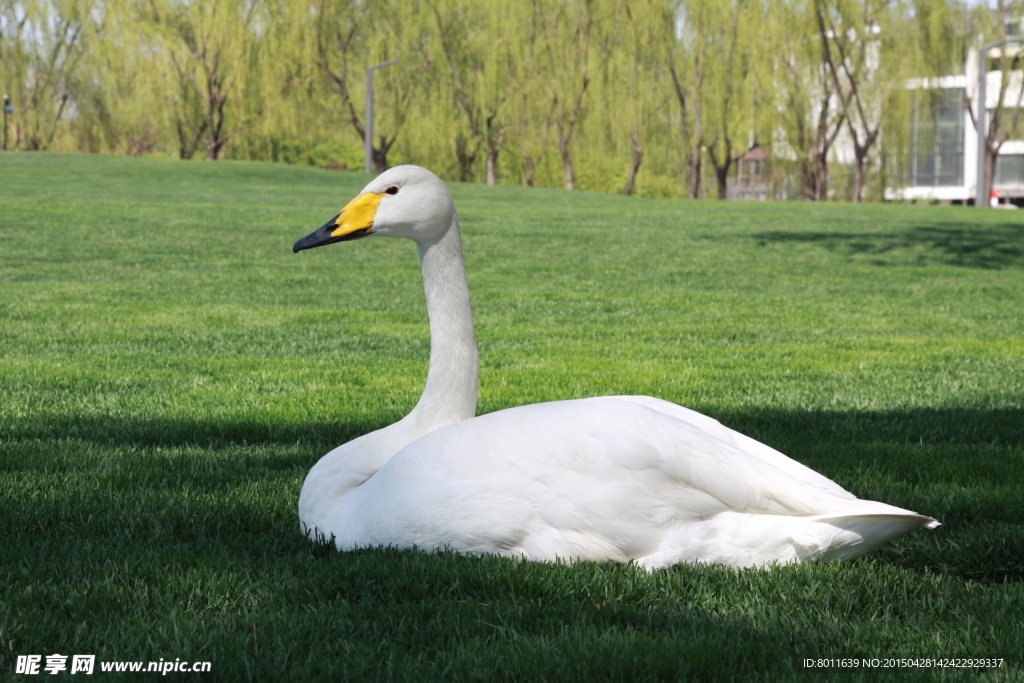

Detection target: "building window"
[995, 154, 1024, 186]
[909, 88, 965, 187]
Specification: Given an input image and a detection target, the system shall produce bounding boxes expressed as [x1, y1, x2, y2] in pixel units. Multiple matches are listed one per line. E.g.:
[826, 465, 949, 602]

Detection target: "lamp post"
[975, 39, 1010, 207]
[3, 95, 12, 151]
[364, 56, 399, 174]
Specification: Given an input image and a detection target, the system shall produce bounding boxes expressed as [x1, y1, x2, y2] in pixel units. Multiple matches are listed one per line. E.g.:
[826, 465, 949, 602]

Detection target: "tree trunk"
[715, 164, 729, 199]
[984, 146, 998, 204]
[815, 153, 829, 201]
[687, 155, 701, 199]
[373, 146, 388, 174]
[176, 119, 203, 160]
[455, 133, 476, 182]
[669, 62, 702, 199]
[205, 120, 225, 160]
[622, 127, 643, 196]
[486, 152, 498, 185]
[799, 158, 815, 200]
[689, 72, 703, 198]
[799, 156, 829, 201]
[707, 143, 732, 200]
[687, 107, 703, 199]
[559, 136, 575, 191]
[851, 153, 865, 203]
[205, 132, 226, 160]
[523, 155, 536, 186]
[484, 117, 505, 186]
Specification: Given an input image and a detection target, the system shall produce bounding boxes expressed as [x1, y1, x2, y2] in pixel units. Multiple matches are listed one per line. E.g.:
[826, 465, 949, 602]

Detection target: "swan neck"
[410, 213, 478, 431]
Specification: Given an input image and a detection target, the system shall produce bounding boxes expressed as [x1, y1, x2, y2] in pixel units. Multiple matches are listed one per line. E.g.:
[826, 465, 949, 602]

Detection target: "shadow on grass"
[713, 406, 1024, 448]
[5, 406, 1021, 449]
[1, 414, 390, 451]
[753, 223, 1024, 269]
[4, 406, 1023, 584]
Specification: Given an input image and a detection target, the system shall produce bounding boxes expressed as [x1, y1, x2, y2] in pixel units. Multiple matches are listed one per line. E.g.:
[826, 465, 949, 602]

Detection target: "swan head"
[293, 165, 455, 252]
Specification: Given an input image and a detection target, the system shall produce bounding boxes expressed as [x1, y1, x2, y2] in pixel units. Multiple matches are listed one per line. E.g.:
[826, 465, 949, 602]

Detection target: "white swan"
[292, 165, 938, 569]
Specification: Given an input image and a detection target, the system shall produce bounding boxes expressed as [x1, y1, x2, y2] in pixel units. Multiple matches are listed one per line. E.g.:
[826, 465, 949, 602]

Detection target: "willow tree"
[78, 6, 160, 153]
[316, 0, 422, 173]
[0, 0, 99, 150]
[422, 0, 526, 184]
[968, 0, 1024, 203]
[535, 0, 619, 190]
[703, 0, 761, 200]
[137, 0, 257, 160]
[613, 0, 666, 196]
[235, 0, 335, 164]
[666, 0, 715, 199]
[768, 0, 849, 200]
[507, 5, 556, 187]
[815, 0, 918, 202]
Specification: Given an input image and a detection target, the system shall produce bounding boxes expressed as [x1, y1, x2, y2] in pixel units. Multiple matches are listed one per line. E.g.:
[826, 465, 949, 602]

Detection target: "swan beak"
[293, 191, 384, 253]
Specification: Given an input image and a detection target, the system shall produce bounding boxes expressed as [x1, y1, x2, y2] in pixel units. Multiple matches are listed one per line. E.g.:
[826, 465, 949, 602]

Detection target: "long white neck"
[406, 213, 478, 432]
[297, 185, 480, 532]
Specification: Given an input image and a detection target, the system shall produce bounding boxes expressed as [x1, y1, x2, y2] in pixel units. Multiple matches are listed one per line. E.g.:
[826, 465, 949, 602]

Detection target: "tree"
[665, 0, 756, 199]
[423, 0, 524, 184]
[666, 0, 709, 199]
[816, 0, 915, 202]
[536, 0, 617, 190]
[507, 6, 556, 187]
[232, 0, 321, 163]
[615, 0, 665, 196]
[967, 0, 1024, 203]
[703, 0, 761, 200]
[510, 74, 556, 187]
[0, 0, 993, 201]
[769, 0, 849, 201]
[316, 0, 418, 173]
[0, 0, 98, 150]
[140, 0, 257, 160]
[77, 0, 171, 156]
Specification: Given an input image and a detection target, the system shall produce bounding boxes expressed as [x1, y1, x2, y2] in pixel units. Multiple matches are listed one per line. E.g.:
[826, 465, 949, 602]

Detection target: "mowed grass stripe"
[1, 153, 1022, 681]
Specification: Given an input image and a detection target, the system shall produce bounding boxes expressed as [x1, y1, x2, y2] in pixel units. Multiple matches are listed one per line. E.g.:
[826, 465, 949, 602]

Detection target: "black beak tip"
[292, 233, 319, 253]
[293, 213, 342, 254]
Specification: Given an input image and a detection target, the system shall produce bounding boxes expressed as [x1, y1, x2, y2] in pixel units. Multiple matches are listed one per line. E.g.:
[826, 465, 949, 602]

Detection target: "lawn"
[1, 152, 1022, 681]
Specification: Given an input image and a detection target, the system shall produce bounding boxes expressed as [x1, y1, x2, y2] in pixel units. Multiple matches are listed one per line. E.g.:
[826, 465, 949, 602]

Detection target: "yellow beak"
[293, 191, 385, 253]
[332, 191, 384, 238]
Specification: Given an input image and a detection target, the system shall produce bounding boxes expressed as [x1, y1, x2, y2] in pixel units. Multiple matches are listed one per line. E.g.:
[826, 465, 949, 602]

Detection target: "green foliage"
[2, 153, 1023, 679]
[256, 138, 363, 170]
[0, 0, 1008, 198]
[0, 0, 101, 150]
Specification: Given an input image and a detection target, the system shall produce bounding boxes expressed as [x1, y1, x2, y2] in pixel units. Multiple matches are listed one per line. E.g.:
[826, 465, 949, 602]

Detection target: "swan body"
[293, 165, 937, 569]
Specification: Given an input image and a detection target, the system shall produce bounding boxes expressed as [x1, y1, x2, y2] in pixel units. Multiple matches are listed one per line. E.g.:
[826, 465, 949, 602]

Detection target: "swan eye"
[385, 185, 399, 195]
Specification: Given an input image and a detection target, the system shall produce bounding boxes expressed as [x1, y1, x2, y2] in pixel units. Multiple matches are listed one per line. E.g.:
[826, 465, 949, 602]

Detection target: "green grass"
[1, 152, 1022, 681]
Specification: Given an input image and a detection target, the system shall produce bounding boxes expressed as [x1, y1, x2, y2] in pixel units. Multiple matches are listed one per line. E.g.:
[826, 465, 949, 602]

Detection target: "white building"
[890, 44, 1024, 204]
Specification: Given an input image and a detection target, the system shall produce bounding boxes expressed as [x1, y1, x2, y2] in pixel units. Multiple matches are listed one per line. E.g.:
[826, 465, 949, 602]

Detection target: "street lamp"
[364, 56, 399, 174]
[975, 39, 1011, 207]
[3, 95, 12, 151]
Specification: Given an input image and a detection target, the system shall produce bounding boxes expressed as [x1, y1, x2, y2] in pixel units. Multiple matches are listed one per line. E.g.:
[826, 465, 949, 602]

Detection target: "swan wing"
[605, 395, 857, 501]
[343, 397, 908, 563]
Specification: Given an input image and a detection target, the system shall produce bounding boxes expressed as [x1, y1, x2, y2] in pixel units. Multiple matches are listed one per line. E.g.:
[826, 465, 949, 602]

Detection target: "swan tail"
[635, 510, 938, 570]
[805, 512, 940, 562]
